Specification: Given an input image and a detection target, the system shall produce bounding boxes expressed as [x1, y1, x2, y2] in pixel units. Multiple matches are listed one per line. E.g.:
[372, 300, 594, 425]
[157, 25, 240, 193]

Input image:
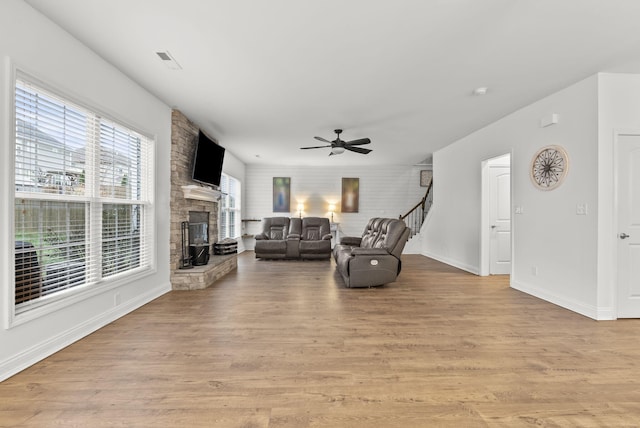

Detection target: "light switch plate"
[576, 203, 588, 215]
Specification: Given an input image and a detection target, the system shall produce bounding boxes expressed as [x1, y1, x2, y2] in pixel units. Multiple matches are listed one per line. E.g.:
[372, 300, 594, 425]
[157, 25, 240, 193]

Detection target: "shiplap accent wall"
[244, 165, 427, 239]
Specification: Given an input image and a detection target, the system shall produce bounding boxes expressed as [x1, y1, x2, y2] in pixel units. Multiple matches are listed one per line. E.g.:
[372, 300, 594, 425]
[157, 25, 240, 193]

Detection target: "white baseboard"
[0, 282, 170, 382]
[421, 250, 479, 275]
[510, 279, 611, 320]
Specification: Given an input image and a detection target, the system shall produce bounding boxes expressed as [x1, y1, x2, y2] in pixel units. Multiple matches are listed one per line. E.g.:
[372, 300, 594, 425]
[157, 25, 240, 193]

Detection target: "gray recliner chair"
[332, 218, 410, 287]
[254, 217, 291, 259]
[297, 217, 332, 259]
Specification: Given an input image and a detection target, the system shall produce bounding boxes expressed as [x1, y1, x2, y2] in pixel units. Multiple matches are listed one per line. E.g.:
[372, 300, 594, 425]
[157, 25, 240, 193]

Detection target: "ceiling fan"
[300, 129, 372, 155]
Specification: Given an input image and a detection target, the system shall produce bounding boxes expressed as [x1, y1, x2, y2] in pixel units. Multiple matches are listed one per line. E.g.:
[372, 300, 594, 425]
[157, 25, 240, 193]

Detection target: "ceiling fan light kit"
[301, 129, 372, 156]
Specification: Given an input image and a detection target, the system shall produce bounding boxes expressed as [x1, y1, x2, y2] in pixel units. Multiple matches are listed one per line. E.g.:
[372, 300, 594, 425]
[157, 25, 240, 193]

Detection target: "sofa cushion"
[255, 240, 287, 253]
[360, 218, 408, 254]
[338, 236, 362, 246]
[256, 217, 291, 240]
[351, 247, 388, 256]
[300, 217, 331, 241]
[299, 239, 331, 254]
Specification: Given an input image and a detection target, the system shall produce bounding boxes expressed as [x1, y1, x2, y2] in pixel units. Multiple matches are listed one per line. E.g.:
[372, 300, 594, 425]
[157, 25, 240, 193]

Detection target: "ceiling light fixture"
[331, 146, 345, 155]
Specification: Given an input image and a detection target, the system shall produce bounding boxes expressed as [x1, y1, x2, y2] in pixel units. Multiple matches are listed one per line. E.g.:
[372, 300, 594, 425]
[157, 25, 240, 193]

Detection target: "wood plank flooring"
[2, 253, 640, 427]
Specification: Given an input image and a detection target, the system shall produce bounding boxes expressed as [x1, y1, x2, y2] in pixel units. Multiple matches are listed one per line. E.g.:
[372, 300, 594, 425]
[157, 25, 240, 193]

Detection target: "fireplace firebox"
[188, 211, 210, 266]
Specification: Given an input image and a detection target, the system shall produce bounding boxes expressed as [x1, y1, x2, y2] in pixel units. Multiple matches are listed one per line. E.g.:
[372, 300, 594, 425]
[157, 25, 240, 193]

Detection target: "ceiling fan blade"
[344, 145, 372, 154]
[344, 138, 371, 146]
[300, 145, 331, 150]
[314, 136, 332, 143]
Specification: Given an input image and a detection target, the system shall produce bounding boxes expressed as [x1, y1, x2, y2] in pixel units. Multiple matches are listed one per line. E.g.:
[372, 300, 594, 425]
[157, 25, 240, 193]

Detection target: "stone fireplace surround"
[169, 110, 237, 290]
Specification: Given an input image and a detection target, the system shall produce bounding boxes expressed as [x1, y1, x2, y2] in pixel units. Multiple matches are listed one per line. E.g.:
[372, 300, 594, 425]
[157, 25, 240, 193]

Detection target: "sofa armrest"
[339, 236, 362, 246]
[254, 233, 268, 240]
[322, 234, 332, 240]
[351, 247, 389, 256]
[287, 233, 301, 240]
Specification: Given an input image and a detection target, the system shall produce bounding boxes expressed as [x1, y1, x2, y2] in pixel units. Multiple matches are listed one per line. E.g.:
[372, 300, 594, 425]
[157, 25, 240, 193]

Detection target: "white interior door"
[489, 165, 511, 275]
[617, 134, 640, 318]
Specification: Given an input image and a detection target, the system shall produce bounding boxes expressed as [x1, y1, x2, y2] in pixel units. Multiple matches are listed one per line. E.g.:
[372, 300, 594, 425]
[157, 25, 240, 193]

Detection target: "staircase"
[400, 178, 433, 241]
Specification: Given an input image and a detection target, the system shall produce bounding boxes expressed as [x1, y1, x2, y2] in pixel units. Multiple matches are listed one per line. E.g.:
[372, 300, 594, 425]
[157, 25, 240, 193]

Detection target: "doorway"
[480, 153, 512, 276]
[616, 134, 640, 318]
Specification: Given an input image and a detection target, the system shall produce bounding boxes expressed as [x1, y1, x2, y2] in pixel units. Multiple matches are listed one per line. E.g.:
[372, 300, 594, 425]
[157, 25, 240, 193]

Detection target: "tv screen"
[192, 130, 225, 187]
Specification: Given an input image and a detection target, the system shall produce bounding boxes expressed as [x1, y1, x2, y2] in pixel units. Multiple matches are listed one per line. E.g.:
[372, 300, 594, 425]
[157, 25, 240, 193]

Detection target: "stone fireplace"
[169, 109, 237, 290]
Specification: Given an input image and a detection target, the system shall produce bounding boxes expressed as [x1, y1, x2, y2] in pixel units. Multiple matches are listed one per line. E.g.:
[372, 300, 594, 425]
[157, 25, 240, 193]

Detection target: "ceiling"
[24, 0, 640, 167]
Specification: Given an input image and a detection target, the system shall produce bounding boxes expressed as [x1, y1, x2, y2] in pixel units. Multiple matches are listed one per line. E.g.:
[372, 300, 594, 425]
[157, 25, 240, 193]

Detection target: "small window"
[219, 173, 241, 240]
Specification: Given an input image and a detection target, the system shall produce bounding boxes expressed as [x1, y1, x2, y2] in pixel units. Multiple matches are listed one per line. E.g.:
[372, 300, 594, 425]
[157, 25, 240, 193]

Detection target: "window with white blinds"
[13, 76, 154, 314]
[219, 173, 241, 240]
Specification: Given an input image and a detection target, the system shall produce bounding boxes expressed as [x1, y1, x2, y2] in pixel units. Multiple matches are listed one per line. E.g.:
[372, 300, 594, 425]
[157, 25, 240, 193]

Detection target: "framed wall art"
[420, 170, 433, 187]
[273, 177, 291, 212]
[341, 177, 359, 213]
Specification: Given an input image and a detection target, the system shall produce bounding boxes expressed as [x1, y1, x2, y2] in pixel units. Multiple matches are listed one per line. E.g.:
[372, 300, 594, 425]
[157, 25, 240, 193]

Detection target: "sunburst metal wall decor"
[530, 145, 569, 190]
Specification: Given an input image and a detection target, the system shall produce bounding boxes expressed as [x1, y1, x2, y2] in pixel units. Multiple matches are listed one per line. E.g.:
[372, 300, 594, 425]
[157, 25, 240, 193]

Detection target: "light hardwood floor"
[2, 253, 640, 427]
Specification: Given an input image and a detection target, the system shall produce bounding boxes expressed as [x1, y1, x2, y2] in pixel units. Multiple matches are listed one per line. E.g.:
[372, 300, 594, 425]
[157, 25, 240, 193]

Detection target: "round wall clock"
[530, 145, 569, 190]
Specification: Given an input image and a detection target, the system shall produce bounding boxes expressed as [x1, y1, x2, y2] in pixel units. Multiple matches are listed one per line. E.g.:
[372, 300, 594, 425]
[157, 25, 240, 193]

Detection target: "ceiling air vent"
[155, 50, 182, 70]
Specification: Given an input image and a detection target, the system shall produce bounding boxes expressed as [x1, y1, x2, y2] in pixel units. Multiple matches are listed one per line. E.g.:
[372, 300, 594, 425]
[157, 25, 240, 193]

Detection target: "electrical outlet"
[532, 266, 538, 276]
[114, 292, 121, 306]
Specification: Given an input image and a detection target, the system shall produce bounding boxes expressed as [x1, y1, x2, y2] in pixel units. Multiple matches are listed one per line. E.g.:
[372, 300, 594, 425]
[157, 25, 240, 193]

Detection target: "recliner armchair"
[254, 217, 291, 259]
[333, 218, 410, 288]
[297, 217, 332, 259]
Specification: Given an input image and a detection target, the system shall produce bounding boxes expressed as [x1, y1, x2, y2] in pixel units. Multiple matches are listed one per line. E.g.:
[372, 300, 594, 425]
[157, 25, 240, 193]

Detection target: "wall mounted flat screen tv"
[192, 130, 225, 187]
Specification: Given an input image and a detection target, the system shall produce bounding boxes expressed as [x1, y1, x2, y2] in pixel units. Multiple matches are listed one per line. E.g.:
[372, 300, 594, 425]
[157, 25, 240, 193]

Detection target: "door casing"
[480, 153, 512, 277]
[614, 132, 640, 318]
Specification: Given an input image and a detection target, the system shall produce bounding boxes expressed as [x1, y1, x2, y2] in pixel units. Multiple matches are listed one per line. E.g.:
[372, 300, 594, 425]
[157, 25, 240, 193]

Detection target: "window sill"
[7, 265, 156, 329]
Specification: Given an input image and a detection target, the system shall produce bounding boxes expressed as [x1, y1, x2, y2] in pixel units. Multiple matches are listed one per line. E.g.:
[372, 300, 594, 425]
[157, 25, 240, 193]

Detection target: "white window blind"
[219, 173, 241, 240]
[14, 76, 154, 314]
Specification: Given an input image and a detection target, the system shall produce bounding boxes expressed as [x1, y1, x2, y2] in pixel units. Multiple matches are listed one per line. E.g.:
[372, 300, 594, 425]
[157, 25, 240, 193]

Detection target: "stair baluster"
[399, 179, 433, 238]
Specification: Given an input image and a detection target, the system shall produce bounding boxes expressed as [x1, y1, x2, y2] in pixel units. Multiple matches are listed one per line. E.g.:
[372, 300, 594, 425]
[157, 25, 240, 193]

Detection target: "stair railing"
[399, 179, 433, 237]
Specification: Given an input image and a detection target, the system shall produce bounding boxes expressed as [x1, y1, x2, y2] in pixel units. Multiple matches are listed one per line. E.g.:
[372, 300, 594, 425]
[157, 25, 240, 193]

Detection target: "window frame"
[219, 172, 241, 240]
[6, 70, 157, 329]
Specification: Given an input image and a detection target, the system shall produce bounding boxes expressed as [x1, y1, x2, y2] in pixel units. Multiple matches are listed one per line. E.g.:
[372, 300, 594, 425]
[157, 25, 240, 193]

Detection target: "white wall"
[0, 0, 171, 380]
[423, 75, 600, 318]
[222, 148, 246, 185]
[244, 165, 426, 239]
